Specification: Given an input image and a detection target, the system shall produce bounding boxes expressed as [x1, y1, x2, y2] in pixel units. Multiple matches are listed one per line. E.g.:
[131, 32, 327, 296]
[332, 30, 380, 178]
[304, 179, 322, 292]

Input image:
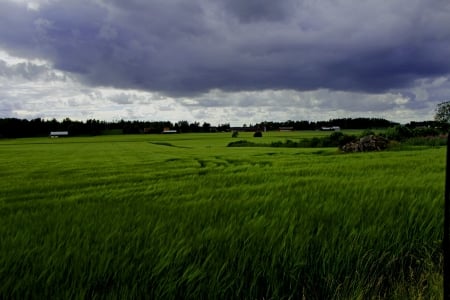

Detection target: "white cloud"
[0, 49, 445, 125]
[0, 51, 197, 121]
[6, 0, 51, 11]
[0, 50, 47, 66]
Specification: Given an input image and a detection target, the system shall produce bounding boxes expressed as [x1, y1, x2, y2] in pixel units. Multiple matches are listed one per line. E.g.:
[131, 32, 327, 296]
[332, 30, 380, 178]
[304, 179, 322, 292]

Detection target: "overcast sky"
[1, 0, 450, 125]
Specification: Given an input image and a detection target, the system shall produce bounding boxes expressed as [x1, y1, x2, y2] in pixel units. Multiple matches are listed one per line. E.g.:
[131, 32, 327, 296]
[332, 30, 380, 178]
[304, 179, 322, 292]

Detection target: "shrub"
[403, 136, 447, 147]
[296, 133, 356, 148]
[231, 131, 239, 138]
[338, 134, 357, 147]
[309, 137, 321, 147]
[227, 140, 256, 147]
[270, 141, 284, 147]
[297, 139, 311, 147]
[253, 131, 263, 137]
[383, 125, 413, 141]
[412, 127, 440, 137]
[330, 131, 344, 141]
[285, 139, 299, 147]
[360, 129, 375, 137]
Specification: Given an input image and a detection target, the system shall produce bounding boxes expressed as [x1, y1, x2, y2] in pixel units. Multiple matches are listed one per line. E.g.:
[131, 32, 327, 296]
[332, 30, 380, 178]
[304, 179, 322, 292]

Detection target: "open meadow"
[0, 131, 445, 299]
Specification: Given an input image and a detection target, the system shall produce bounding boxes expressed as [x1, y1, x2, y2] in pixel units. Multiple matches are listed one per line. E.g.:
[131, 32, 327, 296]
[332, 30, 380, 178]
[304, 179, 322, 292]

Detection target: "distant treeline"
[0, 118, 229, 138]
[0, 117, 445, 138]
[255, 118, 398, 131]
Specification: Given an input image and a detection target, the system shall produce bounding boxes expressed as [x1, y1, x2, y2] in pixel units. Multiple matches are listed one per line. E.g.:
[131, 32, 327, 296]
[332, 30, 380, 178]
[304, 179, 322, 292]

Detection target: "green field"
[0, 132, 445, 299]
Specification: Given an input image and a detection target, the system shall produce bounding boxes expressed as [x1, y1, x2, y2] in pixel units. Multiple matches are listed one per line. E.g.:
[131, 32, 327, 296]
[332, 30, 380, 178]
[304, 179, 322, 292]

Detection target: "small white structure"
[162, 129, 177, 134]
[320, 126, 340, 131]
[50, 131, 69, 137]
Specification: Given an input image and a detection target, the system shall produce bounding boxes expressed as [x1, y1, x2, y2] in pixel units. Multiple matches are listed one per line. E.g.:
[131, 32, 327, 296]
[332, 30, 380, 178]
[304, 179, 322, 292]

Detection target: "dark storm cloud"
[1, 0, 449, 96]
[221, 0, 296, 23]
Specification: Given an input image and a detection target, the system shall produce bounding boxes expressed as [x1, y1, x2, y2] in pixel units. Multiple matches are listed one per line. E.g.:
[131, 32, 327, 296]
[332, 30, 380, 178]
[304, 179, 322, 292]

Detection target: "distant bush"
[309, 137, 322, 147]
[383, 125, 413, 141]
[381, 125, 447, 147]
[330, 131, 344, 141]
[403, 136, 447, 147]
[270, 141, 284, 147]
[226, 131, 444, 150]
[231, 131, 239, 138]
[271, 139, 298, 147]
[298, 133, 357, 148]
[253, 131, 263, 137]
[330, 131, 357, 147]
[360, 129, 375, 137]
[268, 133, 357, 148]
[227, 140, 256, 147]
[338, 134, 358, 147]
[411, 127, 440, 137]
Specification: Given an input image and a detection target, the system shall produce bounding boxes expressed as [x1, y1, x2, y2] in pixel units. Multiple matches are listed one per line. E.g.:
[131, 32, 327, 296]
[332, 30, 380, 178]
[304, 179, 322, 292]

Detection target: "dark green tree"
[202, 122, 211, 132]
[177, 120, 190, 132]
[435, 100, 450, 123]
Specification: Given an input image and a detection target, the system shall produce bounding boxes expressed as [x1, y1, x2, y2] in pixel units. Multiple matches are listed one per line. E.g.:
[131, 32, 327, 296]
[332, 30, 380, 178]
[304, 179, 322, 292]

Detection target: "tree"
[435, 101, 450, 123]
[202, 122, 211, 132]
[177, 120, 190, 132]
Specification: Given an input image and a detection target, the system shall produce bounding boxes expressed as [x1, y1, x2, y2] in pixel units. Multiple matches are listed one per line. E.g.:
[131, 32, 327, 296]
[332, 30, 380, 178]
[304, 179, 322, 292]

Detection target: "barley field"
[0, 132, 445, 299]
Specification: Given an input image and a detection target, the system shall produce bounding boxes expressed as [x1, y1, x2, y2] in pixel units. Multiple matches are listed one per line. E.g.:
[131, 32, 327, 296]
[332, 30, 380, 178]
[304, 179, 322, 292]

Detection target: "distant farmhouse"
[49, 131, 69, 137]
[320, 126, 341, 131]
[162, 127, 177, 134]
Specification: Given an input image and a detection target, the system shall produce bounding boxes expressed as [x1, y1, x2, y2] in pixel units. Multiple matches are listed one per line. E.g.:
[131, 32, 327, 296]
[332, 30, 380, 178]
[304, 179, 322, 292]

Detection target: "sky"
[1, 0, 450, 125]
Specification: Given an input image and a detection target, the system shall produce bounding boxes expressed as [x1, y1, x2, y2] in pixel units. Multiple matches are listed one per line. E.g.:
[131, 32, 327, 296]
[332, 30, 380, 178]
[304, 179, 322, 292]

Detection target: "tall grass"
[0, 133, 445, 299]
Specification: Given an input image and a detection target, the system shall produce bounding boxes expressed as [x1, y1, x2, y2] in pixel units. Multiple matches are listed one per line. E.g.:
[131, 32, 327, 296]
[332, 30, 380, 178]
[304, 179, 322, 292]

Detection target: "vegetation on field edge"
[228, 125, 448, 149]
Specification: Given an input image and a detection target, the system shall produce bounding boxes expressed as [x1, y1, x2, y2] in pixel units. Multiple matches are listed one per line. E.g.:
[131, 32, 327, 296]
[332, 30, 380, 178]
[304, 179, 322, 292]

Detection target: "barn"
[49, 131, 69, 137]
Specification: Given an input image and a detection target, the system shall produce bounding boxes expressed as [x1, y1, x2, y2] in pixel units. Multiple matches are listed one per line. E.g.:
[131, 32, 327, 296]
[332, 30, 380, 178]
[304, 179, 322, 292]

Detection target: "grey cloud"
[108, 93, 135, 105]
[0, 0, 449, 98]
[0, 59, 65, 81]
[190, 89, 413, 117]
[220, 0, 296, 23]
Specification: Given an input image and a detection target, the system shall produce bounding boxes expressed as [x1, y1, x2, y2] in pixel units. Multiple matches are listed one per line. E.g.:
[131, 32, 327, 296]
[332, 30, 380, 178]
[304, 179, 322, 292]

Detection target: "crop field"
[0, 131, 445, 299]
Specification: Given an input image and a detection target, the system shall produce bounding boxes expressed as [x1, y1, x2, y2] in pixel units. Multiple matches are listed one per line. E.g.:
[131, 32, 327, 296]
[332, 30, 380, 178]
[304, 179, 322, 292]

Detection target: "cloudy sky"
[1, 0, 450, 125]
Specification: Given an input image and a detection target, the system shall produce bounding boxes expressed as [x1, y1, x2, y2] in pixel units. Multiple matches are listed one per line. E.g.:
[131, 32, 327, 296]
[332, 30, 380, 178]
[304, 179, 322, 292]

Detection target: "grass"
[0, 132, 445, 299]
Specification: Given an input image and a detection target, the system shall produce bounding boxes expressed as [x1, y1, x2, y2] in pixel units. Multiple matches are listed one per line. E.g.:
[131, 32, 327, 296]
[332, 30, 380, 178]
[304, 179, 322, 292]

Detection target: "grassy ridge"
[0, 133, 445, 299]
